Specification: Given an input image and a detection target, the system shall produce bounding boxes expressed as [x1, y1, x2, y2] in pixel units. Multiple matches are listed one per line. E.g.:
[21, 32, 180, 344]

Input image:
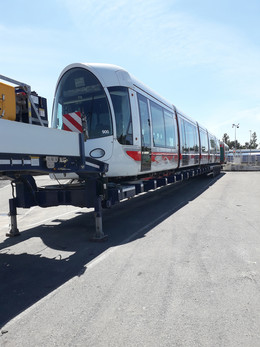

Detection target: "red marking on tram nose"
[126, 151, 142, 161]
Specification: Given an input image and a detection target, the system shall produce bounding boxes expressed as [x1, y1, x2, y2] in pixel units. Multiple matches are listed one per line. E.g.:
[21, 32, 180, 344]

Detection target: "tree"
[250, 132, 258, 149]
[222, 133, 230, 144]
[229, 140, 241, 149]
[222, 131, 259, 149]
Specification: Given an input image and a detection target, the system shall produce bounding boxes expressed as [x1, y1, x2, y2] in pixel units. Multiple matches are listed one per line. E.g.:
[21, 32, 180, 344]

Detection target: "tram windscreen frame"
[52, 67, 113, 139]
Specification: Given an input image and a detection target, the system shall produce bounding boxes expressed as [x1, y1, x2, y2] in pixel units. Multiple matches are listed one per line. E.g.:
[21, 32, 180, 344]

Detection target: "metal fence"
[227, 150, 260, 166]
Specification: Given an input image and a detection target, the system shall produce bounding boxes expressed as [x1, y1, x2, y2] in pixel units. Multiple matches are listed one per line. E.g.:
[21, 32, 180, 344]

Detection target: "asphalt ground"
[0, 172, 260, 346]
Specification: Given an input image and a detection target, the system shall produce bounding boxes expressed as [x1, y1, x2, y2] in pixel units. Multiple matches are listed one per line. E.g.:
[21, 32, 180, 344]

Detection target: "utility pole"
[249, 130, 252, 164]
[232, 123, 239, 152]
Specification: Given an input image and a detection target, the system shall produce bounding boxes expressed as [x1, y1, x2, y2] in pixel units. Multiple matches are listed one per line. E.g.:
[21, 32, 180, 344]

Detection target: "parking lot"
[1, 172, 260, 346]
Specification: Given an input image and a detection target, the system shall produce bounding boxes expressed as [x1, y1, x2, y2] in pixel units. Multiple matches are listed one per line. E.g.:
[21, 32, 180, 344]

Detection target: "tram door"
[137, 94, 151, 171]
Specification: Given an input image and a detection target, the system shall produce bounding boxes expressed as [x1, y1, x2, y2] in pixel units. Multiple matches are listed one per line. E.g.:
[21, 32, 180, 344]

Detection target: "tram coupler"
[6, 198, 20, 237]
[90, 196, 108, 242]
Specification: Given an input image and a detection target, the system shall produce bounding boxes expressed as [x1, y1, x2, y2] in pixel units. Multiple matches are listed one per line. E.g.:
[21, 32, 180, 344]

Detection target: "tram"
[52, 63, 220, 178]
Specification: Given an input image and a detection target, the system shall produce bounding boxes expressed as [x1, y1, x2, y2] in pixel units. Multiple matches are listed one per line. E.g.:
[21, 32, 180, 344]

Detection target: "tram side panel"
[111, 86, 180, 177]
[134, 87, 179, 175]
[208, 133, 220, 164]
[198, 125, 210, 165]
[216, 137, 221, 163]
[104, 87, 141, 177]
[149, 99, 179, 173]
[176, 112, 200, 169]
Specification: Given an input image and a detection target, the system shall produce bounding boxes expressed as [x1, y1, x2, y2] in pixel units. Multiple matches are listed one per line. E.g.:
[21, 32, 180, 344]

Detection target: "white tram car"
[52, 63, 220, 178]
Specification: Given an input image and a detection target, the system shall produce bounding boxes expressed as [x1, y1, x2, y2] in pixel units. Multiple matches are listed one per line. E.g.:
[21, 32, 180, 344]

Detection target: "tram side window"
[216, 140, 220, 154]
[210, 137, 216, 154]
[164, 110, 176, 148]
[150, 101, 165, 147]
[200, 130, 209, 153]
[180, 118, 188, 152]
[194, 127, 199, 152]
[109, 87, 133, 145]
[137, 94, 151, 148]
[186, 122, 196, 151]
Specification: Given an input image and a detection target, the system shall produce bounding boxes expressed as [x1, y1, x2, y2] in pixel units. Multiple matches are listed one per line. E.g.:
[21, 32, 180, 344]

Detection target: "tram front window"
[52, 67, 112, 139]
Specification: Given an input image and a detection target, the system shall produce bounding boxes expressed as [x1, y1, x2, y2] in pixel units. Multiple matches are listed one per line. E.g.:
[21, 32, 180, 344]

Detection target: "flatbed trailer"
[0, 74, 221, 241]
[0, 118, 109, 240]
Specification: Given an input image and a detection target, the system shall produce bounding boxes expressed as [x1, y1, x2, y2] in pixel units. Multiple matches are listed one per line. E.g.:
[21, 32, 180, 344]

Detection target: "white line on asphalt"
[0, 207, 89, 232]
[21, 208, 85, 229]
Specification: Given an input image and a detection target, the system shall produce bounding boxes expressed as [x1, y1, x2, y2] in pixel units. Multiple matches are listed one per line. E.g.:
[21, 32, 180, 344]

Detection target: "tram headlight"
[90, 148, 105, 159]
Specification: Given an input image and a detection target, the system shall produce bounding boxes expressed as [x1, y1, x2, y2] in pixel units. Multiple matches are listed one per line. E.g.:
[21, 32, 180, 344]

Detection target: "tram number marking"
[102, 130, 109, 134]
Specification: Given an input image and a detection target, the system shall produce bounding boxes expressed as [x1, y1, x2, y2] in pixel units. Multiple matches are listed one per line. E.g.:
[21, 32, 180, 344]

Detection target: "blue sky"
[1, 0, 260, 146]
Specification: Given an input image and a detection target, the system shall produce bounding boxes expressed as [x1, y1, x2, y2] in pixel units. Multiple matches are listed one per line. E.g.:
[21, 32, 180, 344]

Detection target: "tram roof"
[56, 63, 173, 109]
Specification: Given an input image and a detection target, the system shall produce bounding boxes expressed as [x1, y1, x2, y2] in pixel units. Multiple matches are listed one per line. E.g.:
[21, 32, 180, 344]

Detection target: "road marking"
[21, 208, 85, 229]
[0, 207, 89, 232]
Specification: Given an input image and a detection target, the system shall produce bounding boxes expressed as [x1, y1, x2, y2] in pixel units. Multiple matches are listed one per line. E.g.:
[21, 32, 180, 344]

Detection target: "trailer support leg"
[6, 198, 20, 237]
[90, 196, 108, 242]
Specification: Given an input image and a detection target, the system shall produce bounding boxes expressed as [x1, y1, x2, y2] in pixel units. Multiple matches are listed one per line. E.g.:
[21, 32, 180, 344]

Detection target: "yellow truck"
[0, 75, 48, 126]
[0, 81, 16, 121]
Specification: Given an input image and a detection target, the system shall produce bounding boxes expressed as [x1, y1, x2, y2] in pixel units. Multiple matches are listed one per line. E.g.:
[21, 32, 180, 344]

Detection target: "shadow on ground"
[0, 174, 224, 328]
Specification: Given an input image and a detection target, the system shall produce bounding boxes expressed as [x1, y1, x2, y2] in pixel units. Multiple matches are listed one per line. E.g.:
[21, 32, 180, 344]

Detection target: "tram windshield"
[52, 67, 112, 138]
